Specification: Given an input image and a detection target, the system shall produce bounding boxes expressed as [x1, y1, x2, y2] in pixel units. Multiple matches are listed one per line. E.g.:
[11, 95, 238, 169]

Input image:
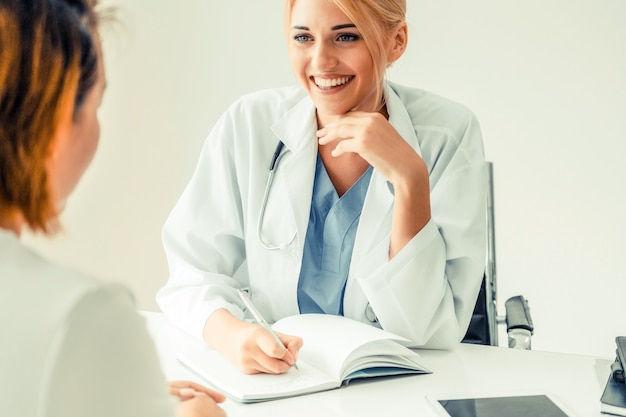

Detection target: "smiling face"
[287, 0, 391, 126]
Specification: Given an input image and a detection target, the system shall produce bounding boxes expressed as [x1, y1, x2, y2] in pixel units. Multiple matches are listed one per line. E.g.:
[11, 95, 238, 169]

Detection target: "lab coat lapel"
[344, 84, 423, 319]
[386, 83, 422, 157]
[270, 97, 318, 255]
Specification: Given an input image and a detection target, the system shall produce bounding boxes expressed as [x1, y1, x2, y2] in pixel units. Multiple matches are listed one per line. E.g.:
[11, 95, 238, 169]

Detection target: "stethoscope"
[257, 141, 297, 250]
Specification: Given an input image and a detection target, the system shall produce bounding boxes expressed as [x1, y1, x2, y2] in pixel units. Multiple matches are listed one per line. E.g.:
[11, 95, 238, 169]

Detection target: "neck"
[0, 208, 24, 237]
[316, 104, 388, 129]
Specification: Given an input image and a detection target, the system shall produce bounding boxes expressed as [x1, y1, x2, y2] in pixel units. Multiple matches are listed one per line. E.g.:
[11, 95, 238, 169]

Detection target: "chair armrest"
[505, 296, 534, 349]
[505, 295, 534, 332]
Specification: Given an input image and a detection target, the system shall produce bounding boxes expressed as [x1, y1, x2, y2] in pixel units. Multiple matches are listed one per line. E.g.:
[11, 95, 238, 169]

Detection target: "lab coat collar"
[269, 95, 319, 252]
[270, 95, 317, 154]
[385, 82, 422, 157]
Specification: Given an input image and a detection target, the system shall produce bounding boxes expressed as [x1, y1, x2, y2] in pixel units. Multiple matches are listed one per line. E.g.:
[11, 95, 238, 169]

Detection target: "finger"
[167, 385, 178, 397]
[278, 333, 303, 361]
[168, 381, 189, 398]
[259, 332, 303, 371]
[316, 119, 359, 153]
[244, 348, 292, 374]
[184, 381, 227, 403]
[317, 126, 336, 144]
[167, 380, 226, 403]
[330, 139, 358, 157]
[237, 340, 290, 374]
[252, 336, 296, 374]
[179, 388, 197, 399]
[256, 329, 291, 360]
[317, 124, 357, 146]
[168, 385, 195, 400]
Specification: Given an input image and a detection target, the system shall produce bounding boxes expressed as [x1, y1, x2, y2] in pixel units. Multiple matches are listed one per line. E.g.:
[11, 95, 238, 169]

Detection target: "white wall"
[23, 0, 626, 359]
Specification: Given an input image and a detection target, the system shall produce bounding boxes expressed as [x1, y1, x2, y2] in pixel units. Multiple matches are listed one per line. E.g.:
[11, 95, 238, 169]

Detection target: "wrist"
[390, 158, 429, 205]
[203, 308, 246, 350]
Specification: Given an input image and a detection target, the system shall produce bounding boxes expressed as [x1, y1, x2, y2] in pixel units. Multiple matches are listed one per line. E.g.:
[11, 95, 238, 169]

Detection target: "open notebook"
[178, 314, 431, 402]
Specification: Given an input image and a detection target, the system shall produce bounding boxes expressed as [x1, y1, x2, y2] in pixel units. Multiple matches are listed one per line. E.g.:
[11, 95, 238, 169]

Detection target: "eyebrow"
[291, 23, 357, 31]
[331, 23, 356, 30]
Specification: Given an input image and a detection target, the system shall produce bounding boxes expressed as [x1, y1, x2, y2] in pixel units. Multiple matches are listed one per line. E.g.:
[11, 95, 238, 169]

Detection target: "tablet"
[427, 393, 576, 417]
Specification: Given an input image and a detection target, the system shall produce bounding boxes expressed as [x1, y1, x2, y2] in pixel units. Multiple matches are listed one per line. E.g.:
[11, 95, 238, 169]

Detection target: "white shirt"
[0, 229, 176, 417]
[157, 82, 487, 349]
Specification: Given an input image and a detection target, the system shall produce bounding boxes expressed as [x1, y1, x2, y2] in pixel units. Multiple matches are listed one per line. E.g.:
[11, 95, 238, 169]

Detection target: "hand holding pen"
[238, 289, 301, 373]
[201, 303, 302, 375]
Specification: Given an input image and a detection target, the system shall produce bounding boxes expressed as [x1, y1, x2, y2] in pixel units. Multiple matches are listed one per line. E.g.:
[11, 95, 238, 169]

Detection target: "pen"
[238, 289, 299, 370]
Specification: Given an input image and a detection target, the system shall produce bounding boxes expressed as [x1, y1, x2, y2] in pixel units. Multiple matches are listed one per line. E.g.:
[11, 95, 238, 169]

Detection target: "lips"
[312, 75, 354, 90]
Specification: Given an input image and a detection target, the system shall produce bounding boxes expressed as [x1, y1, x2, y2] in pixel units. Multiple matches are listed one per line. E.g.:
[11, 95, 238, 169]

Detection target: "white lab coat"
[157, 82, 487, 349]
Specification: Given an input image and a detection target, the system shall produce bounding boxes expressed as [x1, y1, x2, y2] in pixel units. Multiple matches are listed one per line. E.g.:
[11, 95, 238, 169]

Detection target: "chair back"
[463, 162, 498, 346]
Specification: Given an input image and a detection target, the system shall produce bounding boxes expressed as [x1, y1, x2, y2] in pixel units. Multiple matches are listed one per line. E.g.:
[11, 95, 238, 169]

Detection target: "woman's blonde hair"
[0, 0, 100, 233]
[284, 0, 406, 103]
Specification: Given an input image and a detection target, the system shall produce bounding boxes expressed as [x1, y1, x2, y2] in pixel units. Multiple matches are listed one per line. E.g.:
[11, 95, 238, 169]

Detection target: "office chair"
[462, 162, 534, 349]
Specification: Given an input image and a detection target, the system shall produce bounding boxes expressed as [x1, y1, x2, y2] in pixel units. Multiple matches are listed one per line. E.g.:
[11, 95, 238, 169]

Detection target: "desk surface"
[143, 312, 610, 417]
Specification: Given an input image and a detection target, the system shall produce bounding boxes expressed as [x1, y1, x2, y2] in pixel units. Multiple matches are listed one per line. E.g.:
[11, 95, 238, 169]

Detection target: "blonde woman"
[158, 0, 487, 375]
[0, 0, 225, 415]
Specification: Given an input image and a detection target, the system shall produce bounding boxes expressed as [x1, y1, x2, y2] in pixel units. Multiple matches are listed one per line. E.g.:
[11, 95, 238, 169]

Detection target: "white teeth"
[314, 76, 353, 89]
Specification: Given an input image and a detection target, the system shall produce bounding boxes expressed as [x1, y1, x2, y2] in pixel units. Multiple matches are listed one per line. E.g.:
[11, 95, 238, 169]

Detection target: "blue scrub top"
[297, 154, 373, 315]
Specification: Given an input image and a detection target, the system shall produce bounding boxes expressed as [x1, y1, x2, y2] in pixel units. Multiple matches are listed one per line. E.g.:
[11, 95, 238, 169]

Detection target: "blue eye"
[337, 33, 359, 42]
[293, 34, 312, 43]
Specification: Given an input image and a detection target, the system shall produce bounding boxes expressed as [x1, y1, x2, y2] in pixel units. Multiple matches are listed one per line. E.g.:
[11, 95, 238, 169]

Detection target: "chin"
[314, 102, 354, 117]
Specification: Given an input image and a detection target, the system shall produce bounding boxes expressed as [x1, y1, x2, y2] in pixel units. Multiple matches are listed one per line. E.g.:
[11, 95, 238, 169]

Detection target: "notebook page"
[272, 314, 411, 380]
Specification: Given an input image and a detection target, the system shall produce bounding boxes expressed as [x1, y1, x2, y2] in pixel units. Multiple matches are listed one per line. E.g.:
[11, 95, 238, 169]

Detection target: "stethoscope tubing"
[257, 141, 297, 250]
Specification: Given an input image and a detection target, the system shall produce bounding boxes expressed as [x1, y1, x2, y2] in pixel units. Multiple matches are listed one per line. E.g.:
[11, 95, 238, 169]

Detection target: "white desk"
[143, 312, 611, 417]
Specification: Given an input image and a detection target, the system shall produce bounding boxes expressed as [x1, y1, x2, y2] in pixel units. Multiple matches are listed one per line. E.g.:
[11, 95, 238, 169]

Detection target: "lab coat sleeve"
[355, 112, 487, 349]
[157, 109, 249, 340]
[43, 285, 176, 417]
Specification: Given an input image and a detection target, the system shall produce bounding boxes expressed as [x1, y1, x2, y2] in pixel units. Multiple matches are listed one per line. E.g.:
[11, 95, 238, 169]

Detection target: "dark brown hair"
[0, 0, 100, 233]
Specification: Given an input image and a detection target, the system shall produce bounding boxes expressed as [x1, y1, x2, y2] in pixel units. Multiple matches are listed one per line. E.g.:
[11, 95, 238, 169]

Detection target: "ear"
[387, 22, 408, 64]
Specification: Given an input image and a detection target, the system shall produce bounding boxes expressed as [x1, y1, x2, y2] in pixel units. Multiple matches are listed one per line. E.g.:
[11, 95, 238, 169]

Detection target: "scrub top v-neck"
[297, 153, 373, 315]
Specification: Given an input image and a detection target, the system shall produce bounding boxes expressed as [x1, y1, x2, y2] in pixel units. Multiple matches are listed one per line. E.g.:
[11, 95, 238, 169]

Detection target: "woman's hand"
[316, 111, 425, 186]
[176, 393, 227, 417]
[204, 309, 303, 375]
[168, 380, 226, 402]
[169, 380, 227, 417]
[317, 111, 431, 257]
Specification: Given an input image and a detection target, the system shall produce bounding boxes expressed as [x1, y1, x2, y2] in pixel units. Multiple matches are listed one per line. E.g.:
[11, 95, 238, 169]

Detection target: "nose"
[311, 41, 338, 71]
